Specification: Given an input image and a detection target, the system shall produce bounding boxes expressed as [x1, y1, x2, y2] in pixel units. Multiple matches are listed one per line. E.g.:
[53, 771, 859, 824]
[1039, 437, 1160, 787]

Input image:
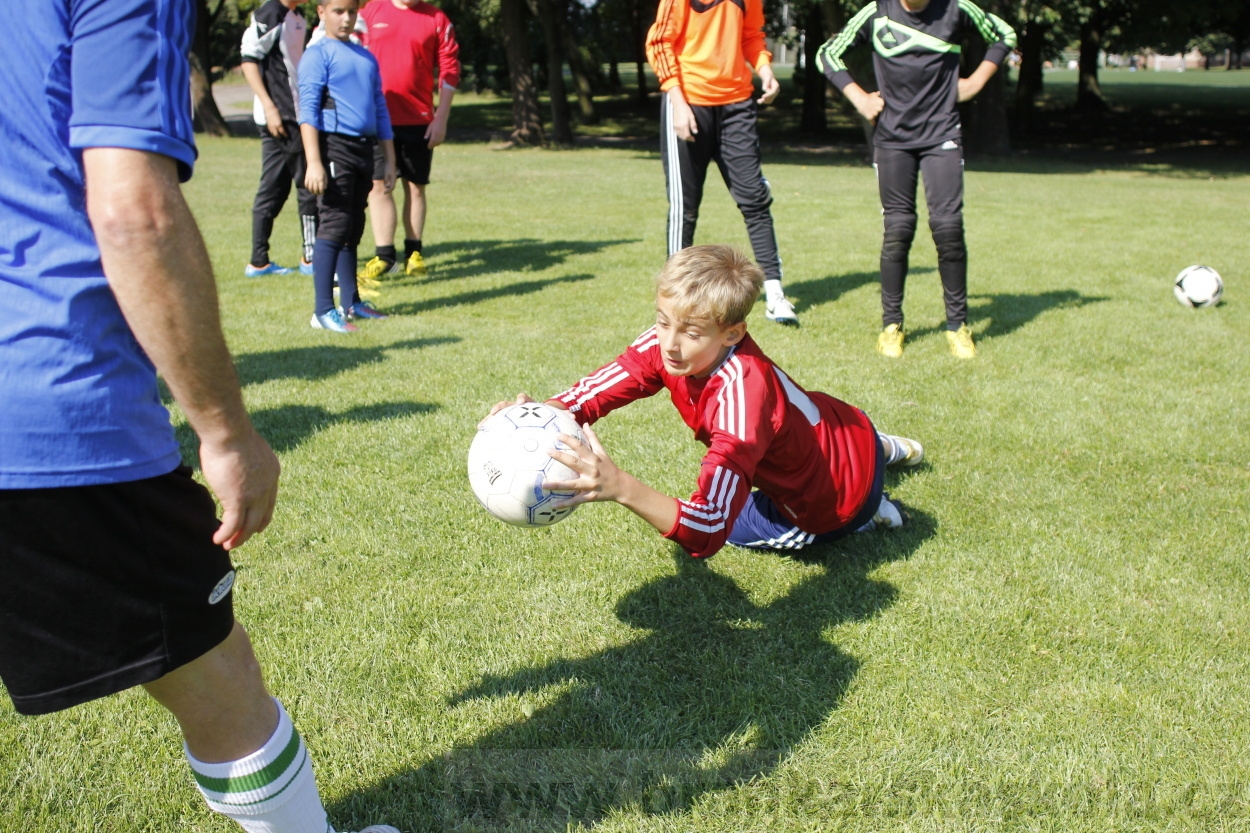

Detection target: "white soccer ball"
[1173, 265, 1224, 308]
[467, 402, 585, 527]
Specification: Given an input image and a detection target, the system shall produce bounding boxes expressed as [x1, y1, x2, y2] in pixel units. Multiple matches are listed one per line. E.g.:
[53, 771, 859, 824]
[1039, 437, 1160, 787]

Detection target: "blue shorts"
[726, 433, 885, 552]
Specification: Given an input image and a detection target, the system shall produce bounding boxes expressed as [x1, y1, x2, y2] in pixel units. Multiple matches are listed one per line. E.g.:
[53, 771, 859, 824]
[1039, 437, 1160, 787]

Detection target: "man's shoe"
[945, 323, 977, 359]
[876, 323, 904, 358]
[299, 259, 314, 275]
[348, 300, 388, 320]
[765, 295, 799, 326]
[310, 308, 358, 333]
[358, 256, 399, 282]
[245, 262, 295, 278]
[406, 251, 428, 278]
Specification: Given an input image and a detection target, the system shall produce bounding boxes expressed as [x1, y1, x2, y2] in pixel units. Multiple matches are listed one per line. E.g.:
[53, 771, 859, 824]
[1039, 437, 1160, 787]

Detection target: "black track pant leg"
[716, 100, 782, 282]
[660, 97, 716, 257]
[875, 146, 921, 327]
[919, 142, 967, 329]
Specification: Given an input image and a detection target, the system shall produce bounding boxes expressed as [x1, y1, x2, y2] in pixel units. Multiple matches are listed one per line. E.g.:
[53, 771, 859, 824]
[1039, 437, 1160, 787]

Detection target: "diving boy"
[488, 246, 924, 558]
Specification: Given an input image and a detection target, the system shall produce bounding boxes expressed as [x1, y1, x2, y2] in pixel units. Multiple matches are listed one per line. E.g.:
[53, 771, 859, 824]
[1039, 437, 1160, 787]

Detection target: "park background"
[4, 3, 1250, 831]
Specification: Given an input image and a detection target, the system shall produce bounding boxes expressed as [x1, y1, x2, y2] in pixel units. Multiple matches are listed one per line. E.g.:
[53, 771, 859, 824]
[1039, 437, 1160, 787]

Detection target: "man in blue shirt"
[0, 2, 394, 831]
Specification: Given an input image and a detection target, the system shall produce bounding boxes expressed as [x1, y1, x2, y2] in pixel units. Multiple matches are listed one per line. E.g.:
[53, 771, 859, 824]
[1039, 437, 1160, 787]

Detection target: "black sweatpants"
[874, 141, 967, 330]
[251, 120, 319, 267]
[659, 97, 782, 282]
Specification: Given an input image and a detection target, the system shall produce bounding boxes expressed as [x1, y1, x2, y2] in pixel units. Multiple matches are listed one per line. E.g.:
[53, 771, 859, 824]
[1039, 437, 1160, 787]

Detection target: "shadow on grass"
[379, 238, 639, 285]
[326, 508, 936, 831]
[786, 268, 930, 314]
[232, 337, 460, 387]
[382, 273, 596, 317]
[905, 289, 1110, 342]
[175, 400, 438, 459]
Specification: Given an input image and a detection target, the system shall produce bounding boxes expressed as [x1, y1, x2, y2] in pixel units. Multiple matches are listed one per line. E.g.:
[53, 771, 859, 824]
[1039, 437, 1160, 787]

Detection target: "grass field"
[2, 99, 1250, 832]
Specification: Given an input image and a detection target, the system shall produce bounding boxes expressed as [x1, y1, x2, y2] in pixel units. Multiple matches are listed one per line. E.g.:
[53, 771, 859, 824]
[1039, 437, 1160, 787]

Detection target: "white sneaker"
[893, 435, 925, 466]
[765, 295, 799, 326]
[872, 495, 905, 529]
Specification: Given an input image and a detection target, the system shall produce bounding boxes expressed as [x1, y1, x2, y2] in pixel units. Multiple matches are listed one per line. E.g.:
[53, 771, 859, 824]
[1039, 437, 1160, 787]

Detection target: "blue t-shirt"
[298, 38, 394, 140]
[0, 0, 197, 488]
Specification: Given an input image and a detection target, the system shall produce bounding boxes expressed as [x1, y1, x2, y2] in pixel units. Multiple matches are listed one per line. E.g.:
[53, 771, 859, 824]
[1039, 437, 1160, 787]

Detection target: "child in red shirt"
[487, 246, 924, 558]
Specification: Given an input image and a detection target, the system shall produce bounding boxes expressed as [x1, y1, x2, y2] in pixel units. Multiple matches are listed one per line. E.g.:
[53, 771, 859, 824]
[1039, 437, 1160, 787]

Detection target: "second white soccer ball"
[1173, 265, 1223, 308]
[467, 402, 585, 527]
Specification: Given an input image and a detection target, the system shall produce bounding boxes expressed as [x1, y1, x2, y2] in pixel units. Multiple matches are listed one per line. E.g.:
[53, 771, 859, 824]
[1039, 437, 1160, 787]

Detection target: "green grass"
[2, 134, 1249, 832]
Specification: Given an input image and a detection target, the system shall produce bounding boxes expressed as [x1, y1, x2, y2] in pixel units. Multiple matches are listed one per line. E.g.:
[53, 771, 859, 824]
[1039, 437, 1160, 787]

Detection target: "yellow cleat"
[945, 324, 977, 359]
[405, 251, 428, 278]
[357, 256, 390, 282]
[876, 323, 904, 358]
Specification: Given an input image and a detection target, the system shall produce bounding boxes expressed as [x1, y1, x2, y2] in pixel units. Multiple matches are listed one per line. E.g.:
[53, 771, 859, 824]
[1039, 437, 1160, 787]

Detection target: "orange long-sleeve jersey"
[646, 0, 772, 107]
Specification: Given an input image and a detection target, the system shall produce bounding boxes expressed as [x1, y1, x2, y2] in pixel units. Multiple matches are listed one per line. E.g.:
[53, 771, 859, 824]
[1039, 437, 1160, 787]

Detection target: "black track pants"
[874, 142, 968, 329]
[250, 121, 318, 267]
[660, 96, 782, 282]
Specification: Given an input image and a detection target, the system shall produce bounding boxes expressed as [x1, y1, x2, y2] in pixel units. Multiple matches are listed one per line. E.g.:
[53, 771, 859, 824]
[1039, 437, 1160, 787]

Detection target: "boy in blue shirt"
[299, 0, 397, 333]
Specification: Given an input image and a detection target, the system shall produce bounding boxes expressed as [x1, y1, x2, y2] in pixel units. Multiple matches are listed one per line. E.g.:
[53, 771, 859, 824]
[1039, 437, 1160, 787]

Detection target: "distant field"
[1, 120, 1248, 832]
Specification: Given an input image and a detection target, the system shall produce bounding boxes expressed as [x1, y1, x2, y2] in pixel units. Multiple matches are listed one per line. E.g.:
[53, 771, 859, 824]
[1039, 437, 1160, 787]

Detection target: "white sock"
[764, 279, 785, 302]
[878, 432, 908, 466]
[186, 699, 330, 833]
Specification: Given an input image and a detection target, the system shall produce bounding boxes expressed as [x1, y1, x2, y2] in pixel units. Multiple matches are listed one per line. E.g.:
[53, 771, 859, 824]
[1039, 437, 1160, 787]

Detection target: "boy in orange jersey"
[646, 0, 799, 326]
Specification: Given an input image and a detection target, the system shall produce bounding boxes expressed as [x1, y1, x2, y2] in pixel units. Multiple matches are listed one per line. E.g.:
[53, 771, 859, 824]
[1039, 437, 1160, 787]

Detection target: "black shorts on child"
[0, 466, 236, 715]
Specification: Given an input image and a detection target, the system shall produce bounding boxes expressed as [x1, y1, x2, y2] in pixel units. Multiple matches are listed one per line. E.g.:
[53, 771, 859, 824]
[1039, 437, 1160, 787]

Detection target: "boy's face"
[319, 0, 359, 40]
[654, 296, 745, 379]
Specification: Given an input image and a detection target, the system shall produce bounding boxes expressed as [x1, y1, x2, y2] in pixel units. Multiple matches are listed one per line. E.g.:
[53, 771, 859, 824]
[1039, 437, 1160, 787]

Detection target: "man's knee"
[930, 214, 966, 262]
[882, 213, 917, 262]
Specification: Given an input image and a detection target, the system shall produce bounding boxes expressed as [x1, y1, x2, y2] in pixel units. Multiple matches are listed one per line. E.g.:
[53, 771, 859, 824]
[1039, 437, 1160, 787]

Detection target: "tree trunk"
[191, 0, 228, 136]
[529, 0, 574, 143]
[501, 0, 544, 145]
[1076, 15, 1106, 111]
[800, 2, 827, 134]
[562, 3, 598, 125]
[633, 0, 649, 107]
[1014, 17, 1044, 111]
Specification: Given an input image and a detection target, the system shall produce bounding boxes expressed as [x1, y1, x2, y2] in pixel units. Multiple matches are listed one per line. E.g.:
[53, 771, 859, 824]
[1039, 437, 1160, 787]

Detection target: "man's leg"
[919, 142, 969, 332]
[397, 130, 434, 276]
[660, 96, 714, 257]
[875, 146, 921, 354]
[250, 132, 295, 272]
[368, 179, 398, 252]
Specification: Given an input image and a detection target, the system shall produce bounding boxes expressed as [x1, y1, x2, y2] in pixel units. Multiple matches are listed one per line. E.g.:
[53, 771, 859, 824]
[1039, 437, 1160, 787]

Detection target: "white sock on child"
[764, 278, 785, 303]
[186, 699, 330, 833]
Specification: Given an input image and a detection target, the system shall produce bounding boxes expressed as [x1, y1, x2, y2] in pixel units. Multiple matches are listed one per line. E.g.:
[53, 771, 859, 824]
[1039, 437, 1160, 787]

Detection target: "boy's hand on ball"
[545, 424, 622, 506]
[481, 393, 534, 427]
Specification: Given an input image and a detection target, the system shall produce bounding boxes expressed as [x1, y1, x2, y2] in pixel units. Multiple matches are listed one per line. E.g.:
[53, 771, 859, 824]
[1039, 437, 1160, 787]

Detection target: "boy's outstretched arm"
[546, 424, 679, 536]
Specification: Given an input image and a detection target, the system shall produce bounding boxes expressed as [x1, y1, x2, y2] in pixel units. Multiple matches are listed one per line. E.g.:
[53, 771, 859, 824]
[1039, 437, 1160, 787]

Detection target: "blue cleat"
[245, 262, 295, 278]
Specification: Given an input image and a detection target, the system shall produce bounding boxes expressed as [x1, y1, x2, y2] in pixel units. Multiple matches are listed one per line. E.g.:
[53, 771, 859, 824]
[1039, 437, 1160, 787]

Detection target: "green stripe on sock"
[193, 728, 302, 796]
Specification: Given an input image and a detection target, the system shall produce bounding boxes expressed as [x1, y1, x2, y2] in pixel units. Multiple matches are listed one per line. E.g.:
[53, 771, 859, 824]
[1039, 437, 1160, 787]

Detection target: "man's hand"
[304, 161, 327, 195]
[200, 430, 281, 551]
[263, 102, 287, 138]
[668, 88, 698, 142]
[757, 64, 780, 105]
[425, 116, 448, 148]
[851, 89, 885, 123]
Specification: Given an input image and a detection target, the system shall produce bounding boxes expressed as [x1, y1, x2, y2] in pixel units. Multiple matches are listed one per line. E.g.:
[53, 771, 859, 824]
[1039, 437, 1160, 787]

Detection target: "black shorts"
[317, 133, 375, 247]
[0, 466, 235, 715]
[373, 124, 433, 184]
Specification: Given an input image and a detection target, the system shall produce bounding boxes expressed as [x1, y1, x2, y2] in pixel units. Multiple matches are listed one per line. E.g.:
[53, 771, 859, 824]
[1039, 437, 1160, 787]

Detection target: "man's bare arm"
[83, 147, 279, 550]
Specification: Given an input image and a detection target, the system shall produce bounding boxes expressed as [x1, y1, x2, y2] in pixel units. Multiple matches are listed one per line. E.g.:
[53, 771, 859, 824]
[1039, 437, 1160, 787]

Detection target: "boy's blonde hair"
[655, 245, 763, 327]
